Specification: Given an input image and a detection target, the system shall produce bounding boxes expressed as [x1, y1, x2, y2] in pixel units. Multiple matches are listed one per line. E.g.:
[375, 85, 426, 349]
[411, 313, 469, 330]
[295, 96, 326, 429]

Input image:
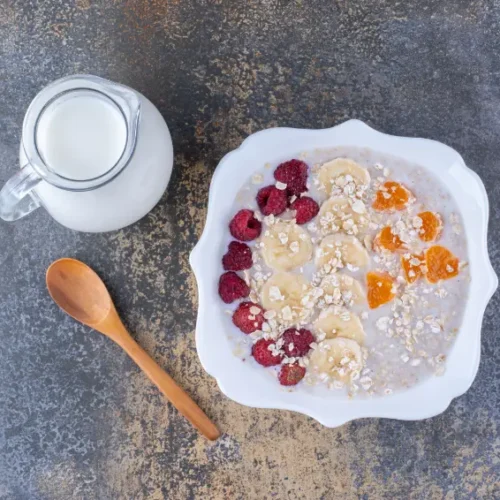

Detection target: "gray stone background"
[0, 1, 499, 499]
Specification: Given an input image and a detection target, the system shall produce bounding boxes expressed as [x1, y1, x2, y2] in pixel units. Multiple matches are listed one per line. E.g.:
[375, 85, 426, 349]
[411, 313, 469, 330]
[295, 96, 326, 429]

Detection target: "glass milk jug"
[0, 75, 173, 232]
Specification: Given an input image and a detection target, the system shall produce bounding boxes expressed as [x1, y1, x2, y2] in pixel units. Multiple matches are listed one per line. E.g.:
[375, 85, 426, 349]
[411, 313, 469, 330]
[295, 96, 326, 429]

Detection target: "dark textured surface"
[1, 1, 499, 499]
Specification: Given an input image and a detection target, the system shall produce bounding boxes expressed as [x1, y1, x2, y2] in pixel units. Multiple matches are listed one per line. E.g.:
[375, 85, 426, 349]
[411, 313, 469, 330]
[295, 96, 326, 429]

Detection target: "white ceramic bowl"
[190, 119, 498, 427]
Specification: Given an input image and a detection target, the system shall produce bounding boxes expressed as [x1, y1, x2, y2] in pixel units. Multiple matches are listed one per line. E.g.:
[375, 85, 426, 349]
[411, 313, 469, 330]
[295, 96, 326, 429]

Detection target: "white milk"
[22, 93, 173, 232]
[36, 92, 127, 180]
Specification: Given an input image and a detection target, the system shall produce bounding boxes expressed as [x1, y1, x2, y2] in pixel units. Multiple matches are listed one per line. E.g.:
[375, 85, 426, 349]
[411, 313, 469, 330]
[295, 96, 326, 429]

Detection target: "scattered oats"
[269, 286, 284, 302]
[374, 162, 384, 170]
[412, 216, 423, 229]
[363, 235, 373, 251]
[401, 354, 410, 363]
[249, 306, 261, 316]
[351, 199, 366, 214]
[410, 358, 422, 367]
[343, 219, 354, 231]
[243, 270, 250, 285]
[340, 310, 351, 321]
[384, 388, 393, 395]
[278, 232, 288, 244]
[376, 316, 390, 331]
[452, 224, 462, 235]
[289, 241, 300, 253]
[361, 311, 369, 320]
[264, 214, 275, 225]
[281, 306, 293, 321]
[251, 173, 264, 185]
[383, 167, 390, 177]
[307, 222, 318, 233]
[435, 365, 446, 376]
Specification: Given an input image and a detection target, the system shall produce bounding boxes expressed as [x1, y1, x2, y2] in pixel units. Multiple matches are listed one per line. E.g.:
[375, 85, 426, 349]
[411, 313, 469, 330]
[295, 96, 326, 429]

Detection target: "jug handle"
[0, 164, 41, 222]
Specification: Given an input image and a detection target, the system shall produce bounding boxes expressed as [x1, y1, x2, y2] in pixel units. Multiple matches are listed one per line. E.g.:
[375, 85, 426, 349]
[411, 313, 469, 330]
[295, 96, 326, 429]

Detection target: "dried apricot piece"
[425, 245, 459, 284]
[372, 181, 413, 212]
[401, 253, 425, 284]
[366, 271, 396, 309]
[374, 226, 406, 252]
[416, 211, 442, 242]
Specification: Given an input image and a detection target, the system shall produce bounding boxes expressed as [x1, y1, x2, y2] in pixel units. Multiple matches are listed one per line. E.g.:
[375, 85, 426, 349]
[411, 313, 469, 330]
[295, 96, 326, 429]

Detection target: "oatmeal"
[218, 146, 470, 397]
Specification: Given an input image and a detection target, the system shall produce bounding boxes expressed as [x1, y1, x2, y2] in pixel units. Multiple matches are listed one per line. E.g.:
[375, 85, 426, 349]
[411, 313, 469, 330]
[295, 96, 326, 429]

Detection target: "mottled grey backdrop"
[0, 1, 499, 499]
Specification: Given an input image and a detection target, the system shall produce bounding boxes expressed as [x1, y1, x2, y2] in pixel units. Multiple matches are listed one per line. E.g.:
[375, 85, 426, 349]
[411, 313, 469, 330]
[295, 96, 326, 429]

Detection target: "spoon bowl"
[46, 257, 220, 441]
[47, 258, 112, 327]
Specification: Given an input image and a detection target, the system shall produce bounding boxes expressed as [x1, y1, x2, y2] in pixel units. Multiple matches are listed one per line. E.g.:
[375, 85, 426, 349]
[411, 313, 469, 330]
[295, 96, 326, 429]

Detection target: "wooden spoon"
[46, 257, 220, 441]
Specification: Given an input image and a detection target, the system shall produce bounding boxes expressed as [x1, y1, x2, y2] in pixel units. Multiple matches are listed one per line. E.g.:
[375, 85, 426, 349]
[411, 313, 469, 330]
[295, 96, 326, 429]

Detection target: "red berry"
[218, 272, 249, 304]
[252, 338, 283, 367]
[281, 328, 315, 357]
[256, 185, 288, 216]
[222, 241, 253, 271]
[229, 209, 262, 241]
[290, 196, 319, 224]
[232, 302, 265, 334]
[274, 159, 308, 196]
[279, 363, 306, 386]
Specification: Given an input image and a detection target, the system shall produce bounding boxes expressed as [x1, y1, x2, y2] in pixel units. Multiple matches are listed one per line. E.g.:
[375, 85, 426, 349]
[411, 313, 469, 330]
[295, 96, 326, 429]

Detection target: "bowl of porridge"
[190, 119, 497, 427]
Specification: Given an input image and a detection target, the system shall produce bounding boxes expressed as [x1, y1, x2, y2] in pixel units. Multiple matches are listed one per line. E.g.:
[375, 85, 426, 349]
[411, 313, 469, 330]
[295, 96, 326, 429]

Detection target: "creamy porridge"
[217, 146, 470, 397]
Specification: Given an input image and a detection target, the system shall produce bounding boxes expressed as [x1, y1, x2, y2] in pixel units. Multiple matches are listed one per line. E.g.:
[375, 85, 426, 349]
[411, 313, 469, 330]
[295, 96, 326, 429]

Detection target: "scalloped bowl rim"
[190, 119, 498, 427]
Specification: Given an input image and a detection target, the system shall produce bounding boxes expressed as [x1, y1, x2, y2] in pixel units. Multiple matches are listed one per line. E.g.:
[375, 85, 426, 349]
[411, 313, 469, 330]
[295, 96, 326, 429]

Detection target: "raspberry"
[232, 302, 265, 334]
[252, 338, 283, 367]
[229, 209, 262, 241]
[256, 185, 288, 216]
[281, 328, 315, 357]
[218, 271, 250, 304]
[279, 363, 306, 386]
[222, 241, 253, 271]
[290, 196, 319, 224]
[274, 159, 308, 196]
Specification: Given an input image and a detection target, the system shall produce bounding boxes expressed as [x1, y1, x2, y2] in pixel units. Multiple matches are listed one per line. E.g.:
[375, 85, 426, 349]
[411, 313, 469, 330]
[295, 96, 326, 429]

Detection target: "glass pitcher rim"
[22, 74, 141, 192]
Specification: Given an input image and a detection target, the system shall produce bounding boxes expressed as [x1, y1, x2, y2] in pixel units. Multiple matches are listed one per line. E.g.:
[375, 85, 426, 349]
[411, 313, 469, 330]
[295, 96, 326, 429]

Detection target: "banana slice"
[314, 307, 365, 344]
[320, 273, 365, 306]
[318, 158, 371, 195]
[261, 272, 314, 322]
[316, 234, 370, 269]
[317, 196, 369, 235]
[261, 221, 313, 271]
[309, 337, 363, 383]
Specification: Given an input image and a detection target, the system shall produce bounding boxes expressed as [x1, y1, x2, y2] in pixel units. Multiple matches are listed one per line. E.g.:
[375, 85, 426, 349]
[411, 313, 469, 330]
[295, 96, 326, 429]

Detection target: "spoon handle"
[115, 329, 220, 441]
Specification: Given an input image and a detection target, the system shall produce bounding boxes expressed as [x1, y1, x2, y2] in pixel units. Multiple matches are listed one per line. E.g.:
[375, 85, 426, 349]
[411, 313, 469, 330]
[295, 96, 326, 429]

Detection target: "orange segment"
[425, 245, 459, 284]
[373, 181, 413, 212]
[367, 271, 396, 309]
[401, 253, 425, 284]
[374, 226, 406, 252]
[417, 211, 442, 242]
